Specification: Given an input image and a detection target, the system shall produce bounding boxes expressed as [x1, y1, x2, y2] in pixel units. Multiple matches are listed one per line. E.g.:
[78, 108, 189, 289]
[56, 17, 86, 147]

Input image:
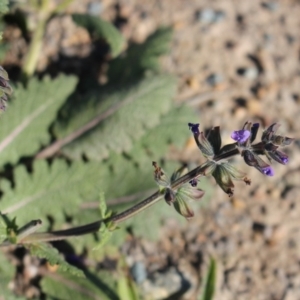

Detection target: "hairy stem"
[10, 147, 239, 245]
[22, 1, 50, 79]
[18, 165, 207, 243]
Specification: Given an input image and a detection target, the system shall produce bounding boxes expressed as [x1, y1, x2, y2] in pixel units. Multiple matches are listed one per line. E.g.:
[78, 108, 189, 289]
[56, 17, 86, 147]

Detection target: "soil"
[1, 0, 300, 299]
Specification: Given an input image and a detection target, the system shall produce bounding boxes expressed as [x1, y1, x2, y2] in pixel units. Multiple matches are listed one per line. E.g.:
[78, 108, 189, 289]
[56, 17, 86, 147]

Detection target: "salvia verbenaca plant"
[2, 120, 294, 246]
[0, 65, 294, 246]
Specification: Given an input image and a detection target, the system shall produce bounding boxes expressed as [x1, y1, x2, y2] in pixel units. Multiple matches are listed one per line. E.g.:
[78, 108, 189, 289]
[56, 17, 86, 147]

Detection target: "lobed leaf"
[28, 242, 84, 277]
[41, 270, 118, 300]
[72, 13, 125, 58]
[0, 75, 77, 166]
[108, 27, 173, 83]
[128, 105, 197, 165]
[0, 159, 109, 227]
[54, 75, 176, 161]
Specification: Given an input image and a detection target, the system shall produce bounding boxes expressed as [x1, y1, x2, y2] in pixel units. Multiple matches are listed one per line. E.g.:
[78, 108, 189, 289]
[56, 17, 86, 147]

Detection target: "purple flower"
[231, 130, 250, 143]
[243, 150, 275, 176]
[262, 166, 274, 176]
[188, 123, 200, 135]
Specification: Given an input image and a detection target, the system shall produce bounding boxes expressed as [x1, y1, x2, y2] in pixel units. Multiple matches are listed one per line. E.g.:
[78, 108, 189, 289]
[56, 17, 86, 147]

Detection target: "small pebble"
[196, 9, 226, 24]
[131, 261, 147, 284]
[206, 73, 223, 86]
[88, 2, 103, 15]
[261, 2, 279, 11]
[263, 33, 273, 43]
[141, 267, 188, 299]
[243, 67, 259, 80]
[237, 67, 259, 80]
[286, 34, 296, 44]
[196, 8, 215, 24]
[213, 10, 226, 23]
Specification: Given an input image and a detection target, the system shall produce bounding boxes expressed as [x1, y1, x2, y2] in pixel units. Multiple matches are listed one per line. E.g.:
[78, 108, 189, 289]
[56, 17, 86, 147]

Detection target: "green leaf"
[93, 194, 113, 250]
[0, 75, 77, 165]
[108, 27, 173, 83]
[0, 250, 14, 292]
[0, 159, 110, 227]
[199, 258, 217, 300]
[28, 242, 84, 277]
[0, 0, 8, 15]
[128, 105, 196, 164]
[116, 257, 139, 300]
[117, 273, 139, 300]
[72, 13, 124, 58]
[0, 216, 6, 243]
[99, 193, 108, 219]
[55, 75, 176, 161]
[0, 43, 9, 60]
[94, 223, 112, 250]
[41, 270, 118, 300]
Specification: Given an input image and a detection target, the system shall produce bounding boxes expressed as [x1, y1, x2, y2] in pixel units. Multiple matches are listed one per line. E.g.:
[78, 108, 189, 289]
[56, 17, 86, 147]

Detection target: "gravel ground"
[108, 1, 300, 299]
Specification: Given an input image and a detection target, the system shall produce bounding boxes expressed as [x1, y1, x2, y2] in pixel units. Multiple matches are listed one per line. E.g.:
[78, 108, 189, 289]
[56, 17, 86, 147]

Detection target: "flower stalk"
[0, 121, 294, 246]
[3, 146, 240, 245]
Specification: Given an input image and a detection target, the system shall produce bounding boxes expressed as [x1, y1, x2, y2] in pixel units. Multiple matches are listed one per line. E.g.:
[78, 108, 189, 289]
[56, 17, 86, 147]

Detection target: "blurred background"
[0, 0, 300, 299]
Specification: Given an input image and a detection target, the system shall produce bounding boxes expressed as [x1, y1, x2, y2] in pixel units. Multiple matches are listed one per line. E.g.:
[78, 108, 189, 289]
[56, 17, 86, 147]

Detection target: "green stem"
[22, 0, 54, 80]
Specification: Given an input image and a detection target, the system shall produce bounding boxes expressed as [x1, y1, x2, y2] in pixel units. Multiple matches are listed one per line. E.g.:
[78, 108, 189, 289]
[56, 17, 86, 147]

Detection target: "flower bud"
[243, 150, 258, 166]
[262, 123, 280, 142]
[188, 123, 200, 135]
[152, 161, 170, 187]
[188, 122, 214, 157]
[197, 132, 215, 157]
[271, 135, 294, 146]
[164, 187, 176, 205]
[243, 151, 274, 176]
[267, 149, 289, 165]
